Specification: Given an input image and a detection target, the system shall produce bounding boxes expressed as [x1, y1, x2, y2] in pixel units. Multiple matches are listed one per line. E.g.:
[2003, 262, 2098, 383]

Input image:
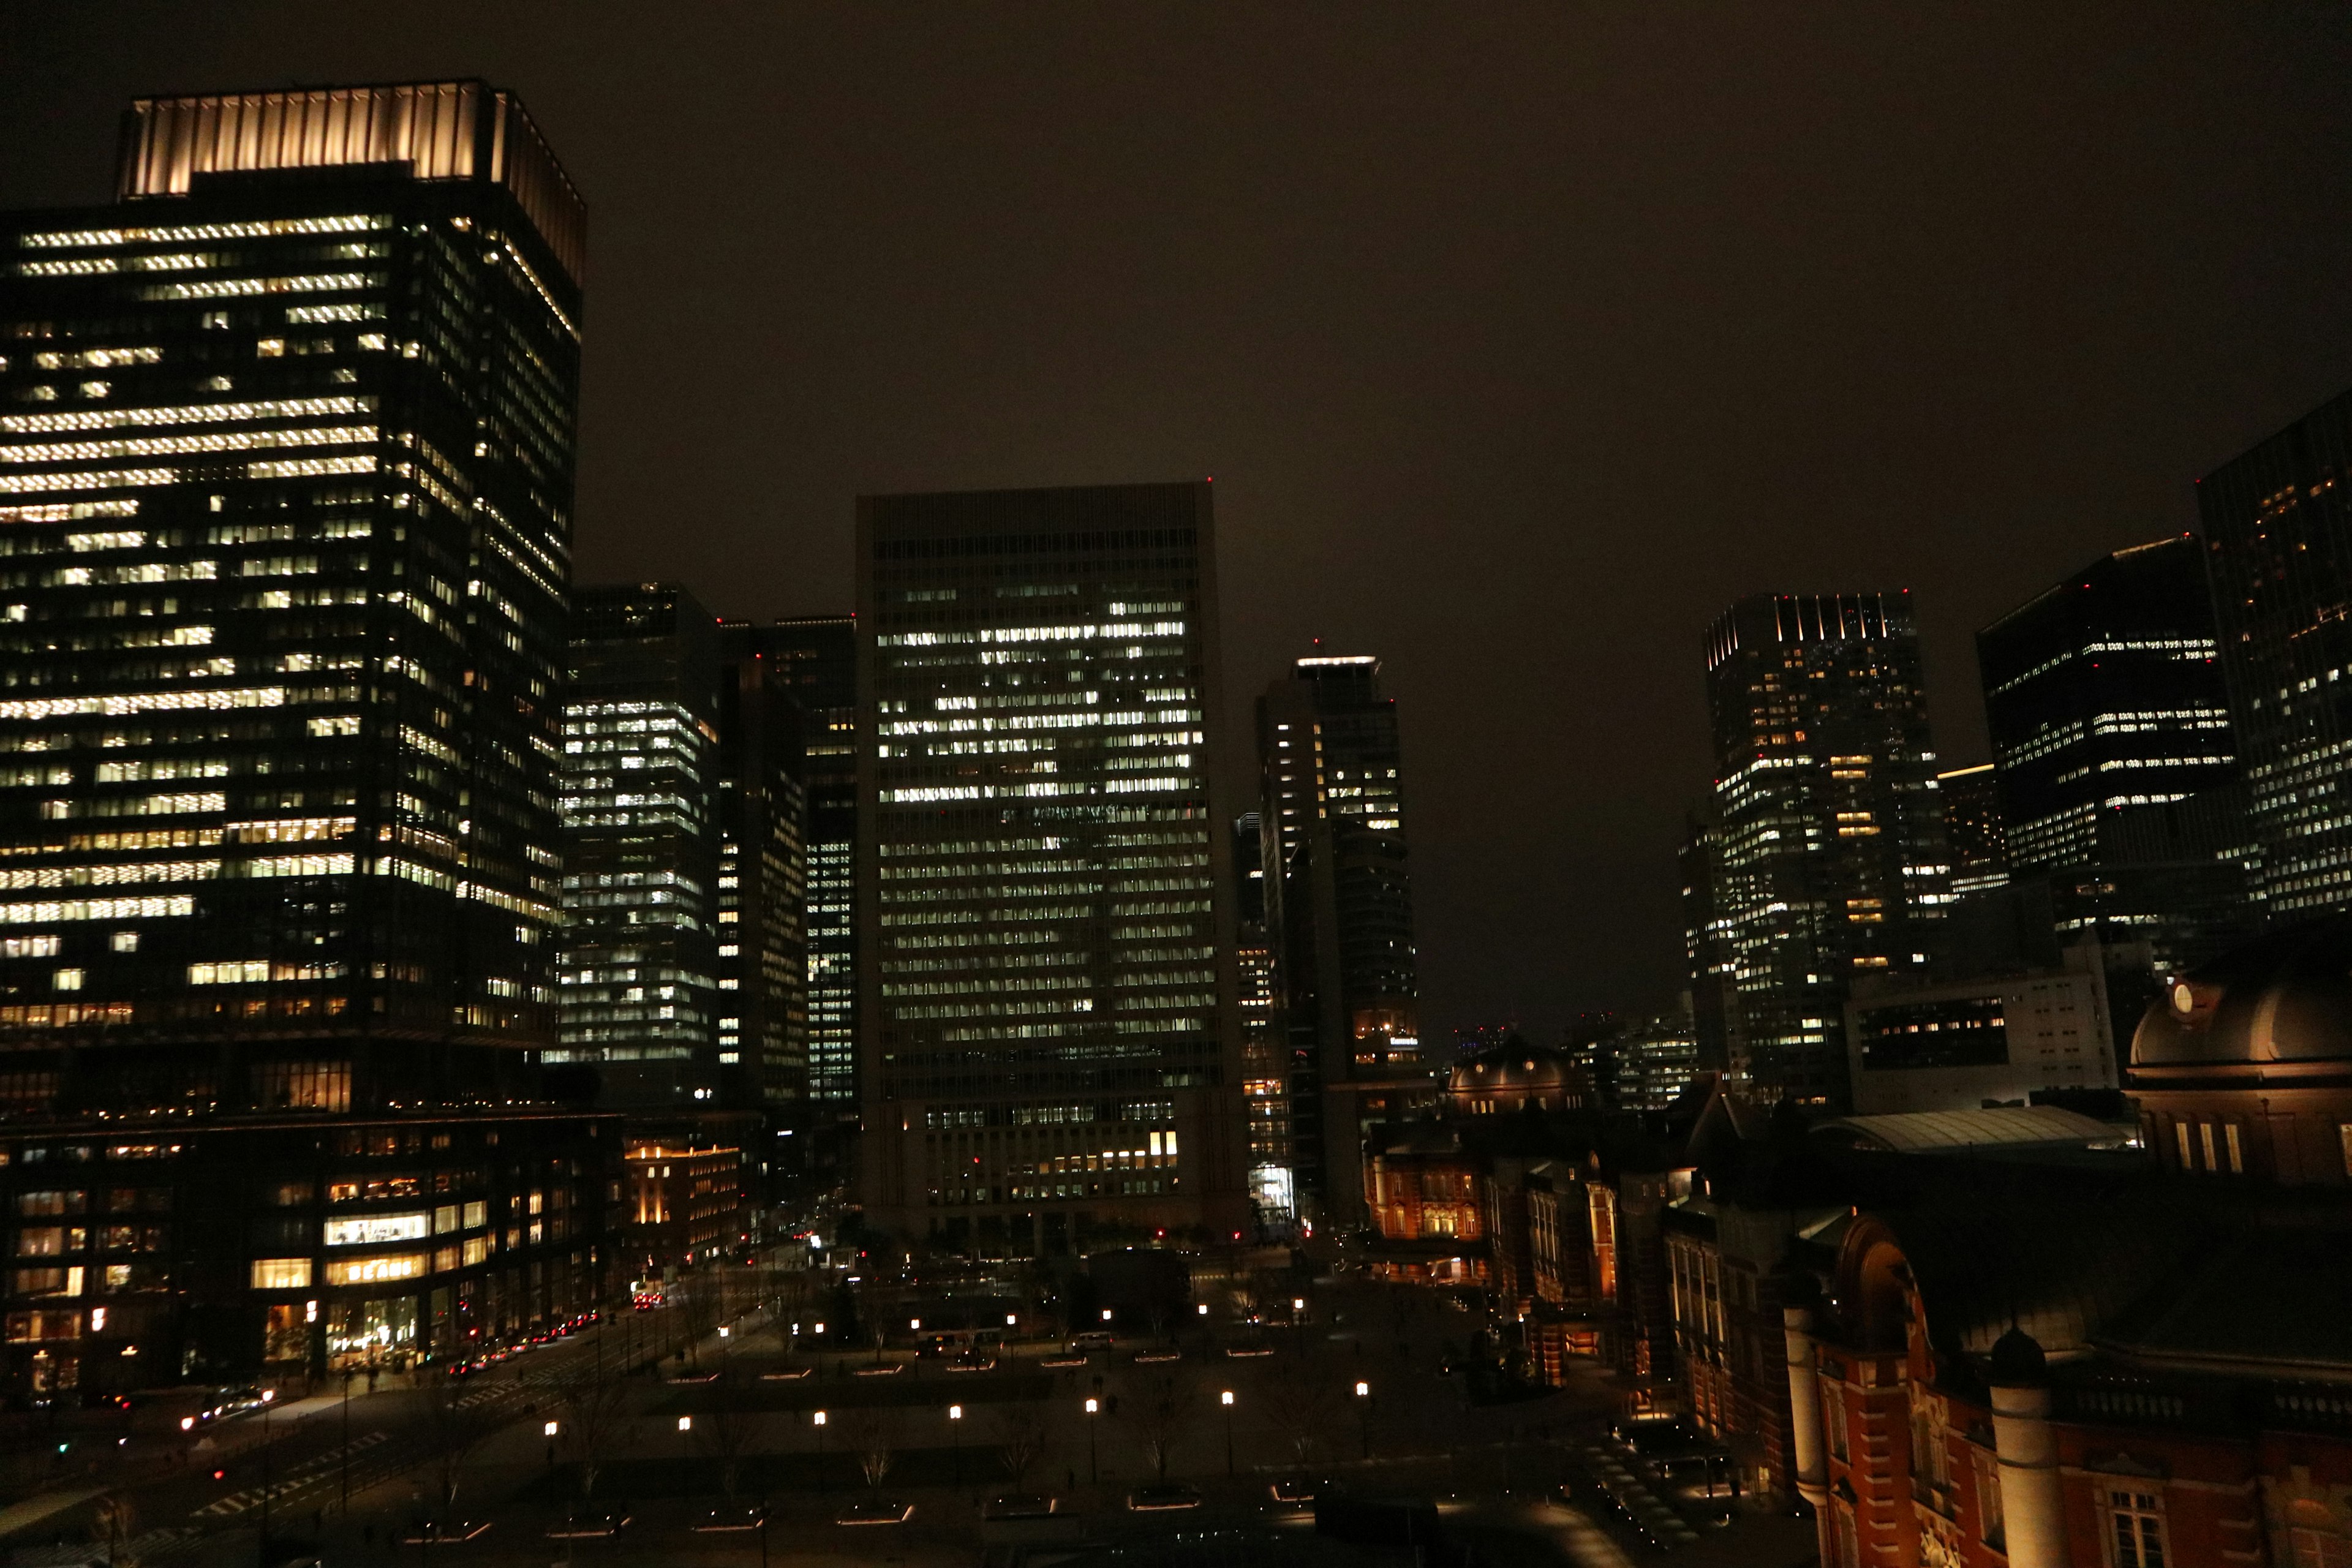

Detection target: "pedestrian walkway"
[0, 1488, 104, 1545]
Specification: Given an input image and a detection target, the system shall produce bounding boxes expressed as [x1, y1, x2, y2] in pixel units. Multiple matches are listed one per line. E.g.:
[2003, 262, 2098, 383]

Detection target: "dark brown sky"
[9, 4, 2352, 1042]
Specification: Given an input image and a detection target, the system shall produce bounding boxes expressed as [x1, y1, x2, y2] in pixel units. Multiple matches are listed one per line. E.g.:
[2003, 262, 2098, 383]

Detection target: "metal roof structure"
[1811, 1104, 2121, 1155]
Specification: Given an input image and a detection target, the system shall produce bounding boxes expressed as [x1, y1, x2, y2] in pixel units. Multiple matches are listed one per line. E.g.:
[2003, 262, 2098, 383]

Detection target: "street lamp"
[1084, 1397, 1099, 1482]
[1294, 1298, 1308, 1356]
[1220, 1390, 1235, 1476]
[948, 1404, 963, 1489]
[677, 1415, 693, 1509]
[542, 1420, 558, 1483]
[812, 1411, 828, 1496]
[1355, 1381, 1371, 1460]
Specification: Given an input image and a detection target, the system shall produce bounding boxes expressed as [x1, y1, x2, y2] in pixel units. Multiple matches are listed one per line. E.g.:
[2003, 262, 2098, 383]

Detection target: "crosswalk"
[191, 1432, 393, 1518]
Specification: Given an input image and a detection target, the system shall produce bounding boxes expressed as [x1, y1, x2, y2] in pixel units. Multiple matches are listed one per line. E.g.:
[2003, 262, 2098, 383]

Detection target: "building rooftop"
[1811, 1104, 2122, 1155]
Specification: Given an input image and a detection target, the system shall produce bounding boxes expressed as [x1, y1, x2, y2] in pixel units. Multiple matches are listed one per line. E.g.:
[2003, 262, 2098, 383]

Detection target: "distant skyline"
[12, 4, 2352, 1040]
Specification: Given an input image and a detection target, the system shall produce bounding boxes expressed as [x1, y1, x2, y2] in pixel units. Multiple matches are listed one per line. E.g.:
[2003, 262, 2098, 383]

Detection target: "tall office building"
[854, 482, 1248, 1251]
[1976, 537, 2254, 975]
[1679, 808, 1737, 1072]
[1231, 810, 1293, 1226]
[1256, 654, 1423, 1224]
[1935, 764, 2008, 895]
[0, 82, 608, 1396]
[0, 81, 580, 1107]
[710, 625, 810, 1114]
[750, 616, 857, 1107]
[1699, 594, 1950, 1105]
[2200, 390, 2352, 918]
[556, 586, 723, 1106]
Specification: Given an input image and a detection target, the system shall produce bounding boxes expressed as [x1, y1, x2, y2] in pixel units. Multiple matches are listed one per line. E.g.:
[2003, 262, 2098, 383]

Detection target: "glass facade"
[1256, 654, 1422, 1224]
[0, 84, 580, 1115]
[746, 616, 856, 1106]
[713, 625, 809, 1112]
[1700, 593, 1950, 1106]
[2198, 389, 2352, 918]
[1975, 537, 2255, 976]
[556, 586, 722, 1107]
[854, 482, 1246, 1250]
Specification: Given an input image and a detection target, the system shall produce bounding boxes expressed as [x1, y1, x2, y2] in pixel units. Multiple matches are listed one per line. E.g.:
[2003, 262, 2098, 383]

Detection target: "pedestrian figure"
[1067, 1468, 1076, 1493]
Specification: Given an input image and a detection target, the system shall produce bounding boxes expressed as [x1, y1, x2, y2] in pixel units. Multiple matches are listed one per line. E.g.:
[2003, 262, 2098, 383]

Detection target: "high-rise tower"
[1256, 654, 1422, 1225]
[749, 616, 857, 1108]
[1700, 593, 1950, 1105]
[0, 81, 582, 1110]
[0, 82, 611, 1402]
[854, 482, 1248, 1250]
[1975, 537, 2253, 978]
[557, 585, 723, 1108]
[2199, 390, 2352, 919]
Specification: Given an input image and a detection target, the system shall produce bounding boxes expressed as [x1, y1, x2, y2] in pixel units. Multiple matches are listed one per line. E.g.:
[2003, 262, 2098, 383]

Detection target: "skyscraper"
[1934, 764, 2008, 895]
[1699, 593, 1950, 1105]
[557, 586, 723, 1107]
[2200, 390, 2352, 919]
[854, 482, 1248, 1251]
[747, 616, 857, 1108]
[712, 636, 807, 1114]
[1975, 537, 2253, 979]
[0, 81, 609, 1397]
[0, 81, 580, 1110]
[1231, 810, 1293, 1227]
[1256, 654, 1423, 1225]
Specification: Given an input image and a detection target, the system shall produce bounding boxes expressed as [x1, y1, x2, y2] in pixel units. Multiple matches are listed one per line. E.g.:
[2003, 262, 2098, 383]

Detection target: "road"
[0, 1258, 1818, 1567]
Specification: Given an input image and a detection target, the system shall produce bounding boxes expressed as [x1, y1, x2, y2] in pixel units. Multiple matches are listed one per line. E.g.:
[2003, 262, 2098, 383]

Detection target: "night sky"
[9, 4, 2352, 1043]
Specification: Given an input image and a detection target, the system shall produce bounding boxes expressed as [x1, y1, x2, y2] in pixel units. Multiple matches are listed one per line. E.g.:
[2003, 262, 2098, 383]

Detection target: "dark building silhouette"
[1936, 763, 2008, 895]
[1256, 654, 1425, 1226]
[1697, 594, 1951, 1107]
[712, 624, 809, 1114]
[1230, 810, 1292, 1225]
[744, 616, 858, 1108]
[853, 482, 1249, 1249]
[0, 80, 607, 1397]
[2201, 388, 2352, 920]
[1975, 537, 2256, 982]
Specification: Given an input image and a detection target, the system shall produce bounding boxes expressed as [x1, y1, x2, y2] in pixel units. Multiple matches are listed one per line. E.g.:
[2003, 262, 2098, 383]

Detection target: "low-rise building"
[621, 1139, 748, 1277]
[2, 1109, 617, 1402]
[1843, 942, 2121, 1115]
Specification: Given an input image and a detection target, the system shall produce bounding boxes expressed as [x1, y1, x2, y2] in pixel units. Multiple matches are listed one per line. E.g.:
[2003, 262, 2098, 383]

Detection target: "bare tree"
[837, 1406, 899, 1495]
[552, 1365, 631, 1501]
[992, 1399, 1054, 1493]
[415, 1376, 500, 1520]
[90, 1493, 138, 1568]
[1129, 1372, 1199, 1481]
[692, 1373, 758, 1499]
[675, 1280, 721, 1368]
[1262, 1354, 1340, 1466]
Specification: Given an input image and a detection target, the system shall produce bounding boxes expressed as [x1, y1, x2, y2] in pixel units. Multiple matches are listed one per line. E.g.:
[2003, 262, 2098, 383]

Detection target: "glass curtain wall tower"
[1256, 654, 1422, 1226]
[0, 81, 609, 1401]
[1700, 593, 1950, 1106]
[2199, 388, 2352, 919]
[0, 82, 581, 1113]
[753, 616, 857, 1109]
[712, 623, 811, 1115]
[1975, 537, 2253, 978]
[1231, 810, 1292, 1229]
[854, 482, 1248, 1251]
[557, 585, 722, 1108]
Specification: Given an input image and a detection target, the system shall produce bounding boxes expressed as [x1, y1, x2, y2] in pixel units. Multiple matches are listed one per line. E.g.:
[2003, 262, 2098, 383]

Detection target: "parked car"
[1127, 1485, 1203, 1512]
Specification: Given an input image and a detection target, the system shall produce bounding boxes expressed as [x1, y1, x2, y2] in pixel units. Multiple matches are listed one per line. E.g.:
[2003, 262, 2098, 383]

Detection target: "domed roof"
[1449, 1044, 1576, 1096]
[1987, 1325, 2048, 1388]
[2130, 914, 2352, 1069]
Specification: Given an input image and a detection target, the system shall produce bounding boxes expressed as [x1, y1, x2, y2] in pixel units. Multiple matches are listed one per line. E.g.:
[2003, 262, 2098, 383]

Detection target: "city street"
[1, 1261, 1815, 1567]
